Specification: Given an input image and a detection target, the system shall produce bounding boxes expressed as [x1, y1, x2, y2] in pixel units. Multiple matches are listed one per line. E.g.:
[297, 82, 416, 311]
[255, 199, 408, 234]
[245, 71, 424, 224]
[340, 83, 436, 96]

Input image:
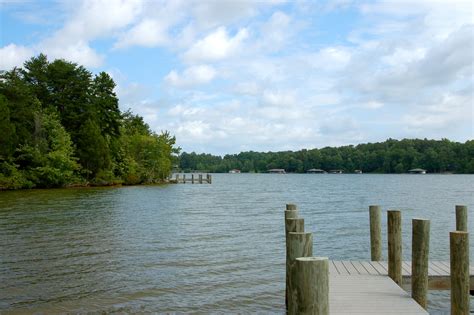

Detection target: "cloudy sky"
[1, 0, 473, 154]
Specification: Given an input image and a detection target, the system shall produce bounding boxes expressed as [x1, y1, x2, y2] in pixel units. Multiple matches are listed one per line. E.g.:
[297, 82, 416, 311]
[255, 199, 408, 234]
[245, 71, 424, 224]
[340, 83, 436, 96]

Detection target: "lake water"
[0, 174, 472, 314]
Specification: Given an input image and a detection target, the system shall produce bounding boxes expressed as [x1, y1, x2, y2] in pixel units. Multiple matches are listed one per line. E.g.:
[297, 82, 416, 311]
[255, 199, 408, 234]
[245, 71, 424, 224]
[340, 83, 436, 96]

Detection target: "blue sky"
[1, 0, 473, 155]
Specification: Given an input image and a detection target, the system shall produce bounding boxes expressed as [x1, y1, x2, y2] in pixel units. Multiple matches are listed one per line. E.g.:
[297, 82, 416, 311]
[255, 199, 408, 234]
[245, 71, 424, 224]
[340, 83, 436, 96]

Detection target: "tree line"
[179, 138, 474, 173]
[0, 54, 179, 190]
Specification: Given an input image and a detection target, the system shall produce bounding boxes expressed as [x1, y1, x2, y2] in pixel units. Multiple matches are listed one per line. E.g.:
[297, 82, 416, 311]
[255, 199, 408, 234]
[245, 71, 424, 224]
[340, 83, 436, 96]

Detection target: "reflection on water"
[0, 174, 472, 313]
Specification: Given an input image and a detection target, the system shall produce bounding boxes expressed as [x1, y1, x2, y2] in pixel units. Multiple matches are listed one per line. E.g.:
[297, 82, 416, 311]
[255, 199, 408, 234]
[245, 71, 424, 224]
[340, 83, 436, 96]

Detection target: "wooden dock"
[330, 260, 474, 290]
[284, 204, 472, 314]
[328, 260, 474, 314]
[169, 173, 212, 184]
[330, 274, 428, 314]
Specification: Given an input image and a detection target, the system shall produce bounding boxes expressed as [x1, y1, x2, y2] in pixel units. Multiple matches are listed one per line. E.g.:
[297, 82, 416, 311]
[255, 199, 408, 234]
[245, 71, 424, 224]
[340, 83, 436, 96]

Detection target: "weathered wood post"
[450, 231, 470, 315]
[183, 174, 186, 183]
[456, 205, 468, 232]
[286, 204, 297, 210]
[191, 174, 194, 184]
[285, 210, 298, 221]
[208, 174, 212, 184]
[292, 257, 329, 315]
[285, 205, 298, 222]
[411, 218, 430, 309]
[175, 174, 179, 182]
[285, 218, 304, 310]
[199, 174, 203, 184]
[387, 210, 402, 286]
[369, 205, 382, 261]
[287, 232, 313, 315]
[285, 218, 304, 238]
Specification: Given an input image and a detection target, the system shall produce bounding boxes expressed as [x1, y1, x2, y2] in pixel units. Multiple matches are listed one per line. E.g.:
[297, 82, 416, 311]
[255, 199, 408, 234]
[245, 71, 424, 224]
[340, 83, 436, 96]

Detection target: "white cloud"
[114, 18, 168, 48]
[34, 0, 143, 67]
[309, 47, 352, 71]
[403, 91, 472, 131]
[233, 81, 261, 96]
[165, 65, 217, 88]
[261, 90, 296, 107]
[381, 47, 426, 67]
[183, 27, 249, 63]
[191, 0, 258, 29]
[113, 0, 187, 49]
[60, 0, 143, 40]
[38, 40, 104, 68]
[259, 11, 291, 50]
[0, 44, 34, 70]
[363, 101, 384, 109]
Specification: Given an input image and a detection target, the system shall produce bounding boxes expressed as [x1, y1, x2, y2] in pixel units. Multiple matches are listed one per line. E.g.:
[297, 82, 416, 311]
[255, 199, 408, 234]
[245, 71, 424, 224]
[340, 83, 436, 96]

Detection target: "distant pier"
[170, 173, 212, 184]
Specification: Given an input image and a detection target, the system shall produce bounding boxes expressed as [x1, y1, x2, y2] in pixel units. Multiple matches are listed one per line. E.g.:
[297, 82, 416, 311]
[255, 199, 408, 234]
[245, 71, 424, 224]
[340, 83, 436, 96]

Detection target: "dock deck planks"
[330, 260, 474, 290]
[330, 274, 428, 314]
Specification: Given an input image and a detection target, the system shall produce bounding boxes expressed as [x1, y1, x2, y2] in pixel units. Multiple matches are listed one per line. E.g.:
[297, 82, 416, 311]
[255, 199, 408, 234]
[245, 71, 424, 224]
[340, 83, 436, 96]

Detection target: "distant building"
[409, 168, 427, 174]
[229, 169, 241, 173]
[354, 170, 362, 174]
[268, 169, 286, 174]
[329, 170, 344, 174]
[307, 168, 326, 174]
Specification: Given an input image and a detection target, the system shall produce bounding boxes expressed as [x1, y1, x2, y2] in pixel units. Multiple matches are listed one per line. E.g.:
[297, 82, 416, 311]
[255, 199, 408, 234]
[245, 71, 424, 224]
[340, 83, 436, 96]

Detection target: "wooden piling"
[175, 174, 179, 182]
[411, 218, 430, 309]
[285, 218, 305, 310]
[285, 218, 304, 238]
[191, 174, 194, 184]
[199, 174, 203, 184]
[388, 210, 402, 286]
[286, 204, 297, 210]
[450, 231, 470, 315]
[369, 205, 382, 261]
[291, 257, 329, 315]
[287, 232, 313, 315]
[285, 210, 298, 221]
[456, 205, 468, 232]
[183, 174, 186, 183]
[208, 174, 212, 184]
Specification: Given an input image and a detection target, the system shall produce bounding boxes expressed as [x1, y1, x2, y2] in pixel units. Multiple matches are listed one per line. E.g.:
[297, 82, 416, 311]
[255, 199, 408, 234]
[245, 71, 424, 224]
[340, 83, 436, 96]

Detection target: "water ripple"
[0, 174, 472, 313]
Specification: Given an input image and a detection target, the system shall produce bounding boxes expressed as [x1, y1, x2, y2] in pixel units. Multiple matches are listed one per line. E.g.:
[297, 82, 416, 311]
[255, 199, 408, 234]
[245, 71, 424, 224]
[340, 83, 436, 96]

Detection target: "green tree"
[76, 119, 111, 179]
[0, 95, 16, 159]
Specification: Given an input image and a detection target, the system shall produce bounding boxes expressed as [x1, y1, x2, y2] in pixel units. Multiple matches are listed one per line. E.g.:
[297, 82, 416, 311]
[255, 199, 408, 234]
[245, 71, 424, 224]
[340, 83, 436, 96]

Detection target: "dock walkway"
[330, 274, 428, 314]
[330, 260, 474, 290]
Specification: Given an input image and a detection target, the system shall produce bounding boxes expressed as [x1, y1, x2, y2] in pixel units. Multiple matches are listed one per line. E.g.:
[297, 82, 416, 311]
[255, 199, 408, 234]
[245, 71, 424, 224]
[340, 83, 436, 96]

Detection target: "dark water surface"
[0, 174, 473, 314]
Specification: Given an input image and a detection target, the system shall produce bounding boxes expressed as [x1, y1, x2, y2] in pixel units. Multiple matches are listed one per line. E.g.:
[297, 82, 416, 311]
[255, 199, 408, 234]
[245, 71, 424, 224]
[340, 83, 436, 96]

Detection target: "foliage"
[118, 112, 178, 184]
[178, 139, 474, 174]
[0, 55, 178, 190]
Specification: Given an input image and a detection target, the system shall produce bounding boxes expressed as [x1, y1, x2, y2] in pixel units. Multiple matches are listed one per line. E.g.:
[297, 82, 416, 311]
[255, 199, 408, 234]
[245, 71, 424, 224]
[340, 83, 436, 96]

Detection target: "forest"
[0, 54, 179, 190]
[2, 57, 473, 191]
[179, 138, 474, 174]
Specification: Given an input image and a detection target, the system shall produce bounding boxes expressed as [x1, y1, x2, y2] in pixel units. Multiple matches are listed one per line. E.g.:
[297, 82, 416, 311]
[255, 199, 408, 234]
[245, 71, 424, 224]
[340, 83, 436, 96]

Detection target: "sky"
[1, 0, 473, 155]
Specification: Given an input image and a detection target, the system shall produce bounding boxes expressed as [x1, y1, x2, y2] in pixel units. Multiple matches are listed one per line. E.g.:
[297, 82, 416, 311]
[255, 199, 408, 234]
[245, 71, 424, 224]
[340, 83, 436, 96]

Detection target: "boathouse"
[329, 169, 344, 174]
[307, 168, 326, 174]
[268, 169, 286, 174]
[229, 169, 241, 173]
[409, 168, 427, 174]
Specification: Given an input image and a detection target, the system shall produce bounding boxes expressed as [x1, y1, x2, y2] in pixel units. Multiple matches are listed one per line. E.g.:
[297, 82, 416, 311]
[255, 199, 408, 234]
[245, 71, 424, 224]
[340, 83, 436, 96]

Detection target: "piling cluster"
[284, 204, 329, 315]
[369, 204, 470, 314]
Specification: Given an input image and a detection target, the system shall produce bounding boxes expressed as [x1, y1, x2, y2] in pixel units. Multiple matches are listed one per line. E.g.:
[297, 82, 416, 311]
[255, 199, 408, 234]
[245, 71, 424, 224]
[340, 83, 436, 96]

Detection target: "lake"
[0, 174, 472, 314]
